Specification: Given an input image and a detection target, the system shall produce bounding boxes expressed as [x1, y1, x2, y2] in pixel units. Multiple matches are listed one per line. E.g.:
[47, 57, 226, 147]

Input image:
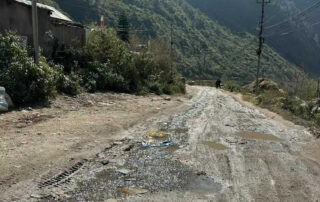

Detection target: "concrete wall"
[0, 0, 85, 57]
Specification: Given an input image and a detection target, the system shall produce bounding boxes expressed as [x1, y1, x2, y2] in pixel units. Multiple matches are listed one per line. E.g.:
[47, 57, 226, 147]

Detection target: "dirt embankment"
[0, 89, 195, 195]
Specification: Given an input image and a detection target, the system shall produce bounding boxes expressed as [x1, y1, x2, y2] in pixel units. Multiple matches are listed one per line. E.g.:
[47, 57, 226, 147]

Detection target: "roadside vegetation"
[0, 29, 185, 107]
[235, 78, 320, 137]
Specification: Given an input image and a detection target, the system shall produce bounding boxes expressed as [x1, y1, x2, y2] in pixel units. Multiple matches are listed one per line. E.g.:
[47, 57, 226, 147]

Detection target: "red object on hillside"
[100, 15, 104, 27]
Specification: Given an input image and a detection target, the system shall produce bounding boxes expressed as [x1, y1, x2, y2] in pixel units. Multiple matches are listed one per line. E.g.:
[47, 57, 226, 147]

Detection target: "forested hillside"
[187, 0, 320, 76]
[40, 0, 306, 88]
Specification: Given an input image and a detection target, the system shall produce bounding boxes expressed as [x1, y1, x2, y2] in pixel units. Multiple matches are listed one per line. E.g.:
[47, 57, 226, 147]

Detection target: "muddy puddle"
[237, 131, 281, 142]
[202, 141, 228, 150]
[185, 174, 222, 194]
[40, 90, 210, 201]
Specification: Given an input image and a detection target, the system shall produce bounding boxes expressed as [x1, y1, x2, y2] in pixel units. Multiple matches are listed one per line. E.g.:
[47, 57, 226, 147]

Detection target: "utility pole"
[317, 78, 320, 98]
[170, 23, 174, 78]
[255, 0, 270, 86]
[203, 53, 206, 70]
[202, 50, 210, 70]
[32, 0, 39, 64]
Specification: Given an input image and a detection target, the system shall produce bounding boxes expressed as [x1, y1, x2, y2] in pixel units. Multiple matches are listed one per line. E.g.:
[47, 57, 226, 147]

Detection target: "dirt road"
[1, 86, 320, 201]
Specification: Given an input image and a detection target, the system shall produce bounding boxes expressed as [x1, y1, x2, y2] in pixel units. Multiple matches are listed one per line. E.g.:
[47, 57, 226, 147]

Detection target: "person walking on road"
[216, 79, 221, 89]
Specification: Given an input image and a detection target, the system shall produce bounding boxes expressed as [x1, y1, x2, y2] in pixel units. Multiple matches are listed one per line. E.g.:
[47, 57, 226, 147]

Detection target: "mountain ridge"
[38, 0, 306, 88]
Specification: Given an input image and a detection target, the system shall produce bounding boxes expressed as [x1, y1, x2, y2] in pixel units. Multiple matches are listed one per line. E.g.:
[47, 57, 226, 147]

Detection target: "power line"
[265, 1, 320, 30]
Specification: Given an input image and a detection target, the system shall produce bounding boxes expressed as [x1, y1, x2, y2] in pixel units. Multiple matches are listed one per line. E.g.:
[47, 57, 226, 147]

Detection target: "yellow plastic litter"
[147, 131, 167, 138]
[118, 187, 149, 195]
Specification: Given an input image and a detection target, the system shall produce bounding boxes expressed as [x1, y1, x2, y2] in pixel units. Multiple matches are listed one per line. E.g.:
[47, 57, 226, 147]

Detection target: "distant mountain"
[38, 0, 306, 88]
[187, 0, 320, 76]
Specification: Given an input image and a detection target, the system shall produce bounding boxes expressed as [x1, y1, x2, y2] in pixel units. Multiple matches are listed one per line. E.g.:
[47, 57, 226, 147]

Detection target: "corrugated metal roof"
[14, 0, 72, 22]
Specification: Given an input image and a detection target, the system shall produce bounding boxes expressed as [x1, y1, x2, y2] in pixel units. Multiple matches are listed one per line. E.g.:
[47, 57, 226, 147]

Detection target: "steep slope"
[42, 0, 304, 87]
[187, 0, 320, 76]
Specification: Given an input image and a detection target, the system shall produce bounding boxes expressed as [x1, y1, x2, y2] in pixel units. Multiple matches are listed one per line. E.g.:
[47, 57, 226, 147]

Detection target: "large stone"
[0, 87, 8, 111]
[248, 78, 279, 92]
[5, 92, 13, 108]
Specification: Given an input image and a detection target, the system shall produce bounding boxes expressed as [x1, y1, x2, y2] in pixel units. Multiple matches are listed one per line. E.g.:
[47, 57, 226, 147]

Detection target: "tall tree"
[117, 12, 129, 42]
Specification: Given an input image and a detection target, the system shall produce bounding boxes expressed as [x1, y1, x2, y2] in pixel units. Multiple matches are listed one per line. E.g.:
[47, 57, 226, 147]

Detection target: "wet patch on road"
[38, 89, 213, 201]
[185, 173, 222, 195]
[202, 141, 228, 150]
[49, 143, 194, 201]
[237, 131, 281, 142]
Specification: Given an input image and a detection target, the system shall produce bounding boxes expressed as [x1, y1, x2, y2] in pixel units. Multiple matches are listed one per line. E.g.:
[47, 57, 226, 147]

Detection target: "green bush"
[149, 82, 163, 95]
[83, 27, 186, 95]
[56, 71, 82, 96]
[224, 81, 242, 92]
[81, 62, 128, 93]
[314, 113, 320, 126]
[0, 33, 57, 105]
[0, 32, 82, 105]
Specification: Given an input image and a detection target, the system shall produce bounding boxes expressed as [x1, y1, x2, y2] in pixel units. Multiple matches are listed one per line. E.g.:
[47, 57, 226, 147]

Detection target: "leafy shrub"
[82, 27, 186, 95]
[55, 71, 82, 96]
[314, 113, 320, 126]
[224, 81, 242, 92]
[0, 32, 82, 106]
[81, 62, 128, 93]
[149, 82, 163, 95]
[0, 33, 57, 105]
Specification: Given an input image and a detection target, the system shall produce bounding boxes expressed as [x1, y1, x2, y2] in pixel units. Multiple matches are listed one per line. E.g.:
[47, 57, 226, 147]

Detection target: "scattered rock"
[16, 123, 27, 129]
[98, 102, 108, 106]
[101, 160, 110, 165]
[117, 167, 134, 175]
[30, 194, 42, 199]
[197, 171, 207, 176]
[164, 97, 171, 101]
[87, 100, 94, 106]
[5, 92, 13, 108]
[37, 132, 42, 136]
[113, 141, 123, 146]
[104, 199, 118, 202]
[0, 87, 8, 112]
[117, 187, 149, 195]
[248, 78, 279, 92]
[124, 177, 137, 181]
[123, 144, 134, 152]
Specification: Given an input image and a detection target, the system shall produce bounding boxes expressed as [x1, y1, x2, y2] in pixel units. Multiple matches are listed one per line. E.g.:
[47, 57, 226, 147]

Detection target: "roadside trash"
[142, 140, 173, 148]
[0, 87, 8, 112]
[147, 131, 167, 138]
[117, 167, 133, 175]
[24, 113, 42, 124]
[142, 141, 149, 148]
[118, 187, 149, 195]
[160, 141, 172, 147]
